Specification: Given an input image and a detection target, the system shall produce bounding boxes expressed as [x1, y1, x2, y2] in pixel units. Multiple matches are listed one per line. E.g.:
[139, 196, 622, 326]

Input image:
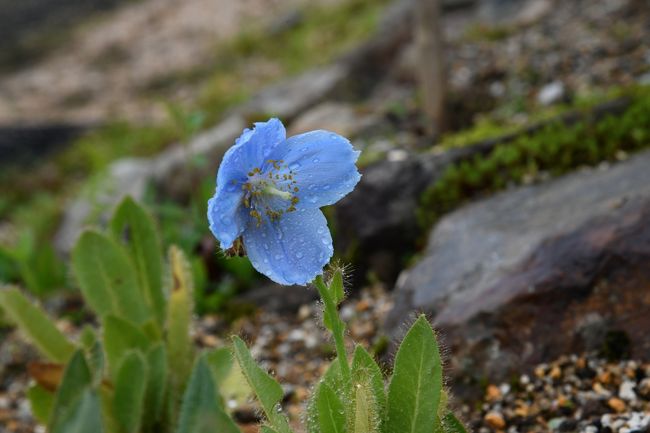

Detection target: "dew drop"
[263, 258, 269, 263]
[312, 157, 320, 163]
[317, 227, 324, 234]
[263, 243, 270, 251]
[289, 162, 301, 170]
[321, 237, 330, 245]
[308, 196, 318, 204]
[296, 251, 304, 259]
[274, 254, 283, 260]
[323, 184, 331, 190]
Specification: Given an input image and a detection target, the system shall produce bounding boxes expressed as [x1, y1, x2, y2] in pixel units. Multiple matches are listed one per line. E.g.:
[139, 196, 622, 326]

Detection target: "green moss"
[463, 23, 515, 42]
[418, 86, 650, 231]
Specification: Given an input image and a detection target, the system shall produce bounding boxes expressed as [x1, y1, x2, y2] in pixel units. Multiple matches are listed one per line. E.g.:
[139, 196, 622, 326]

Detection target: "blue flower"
[207, 118, 361, 285]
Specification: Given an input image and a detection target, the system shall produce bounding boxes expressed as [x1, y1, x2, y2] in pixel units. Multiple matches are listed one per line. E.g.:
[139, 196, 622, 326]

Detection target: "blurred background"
[1, 0, 650, 431]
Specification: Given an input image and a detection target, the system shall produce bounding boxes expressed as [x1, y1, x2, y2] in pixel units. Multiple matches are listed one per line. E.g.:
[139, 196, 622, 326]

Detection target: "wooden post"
[415, 0, 446, 136]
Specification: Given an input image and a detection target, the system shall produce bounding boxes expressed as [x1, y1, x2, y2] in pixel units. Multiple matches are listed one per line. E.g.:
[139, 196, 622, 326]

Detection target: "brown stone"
[607, 397, 626, 413]
[486, 384, 502, 401]
[484, 411, 506, 429]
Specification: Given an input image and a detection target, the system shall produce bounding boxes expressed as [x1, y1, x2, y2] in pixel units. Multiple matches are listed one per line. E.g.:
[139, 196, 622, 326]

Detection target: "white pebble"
[619, 381, 637, 401]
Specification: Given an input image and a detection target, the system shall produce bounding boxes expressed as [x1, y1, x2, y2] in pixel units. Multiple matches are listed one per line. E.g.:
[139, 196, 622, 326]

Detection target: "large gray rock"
[387, 150, 650, 387]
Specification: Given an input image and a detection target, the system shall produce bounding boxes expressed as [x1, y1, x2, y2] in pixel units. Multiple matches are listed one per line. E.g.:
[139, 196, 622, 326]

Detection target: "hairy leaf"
[386, 315, 443, 433]
[176, 356, 240, 433]
[0, 287, 74, 363]
[103, 315, 151, 378]
[232, 336, 292, 433]
[72, 230, 149, 323]
[113, 351, 147, 433]
[110, 197, 165, 328]
[316, 382, 346, 433]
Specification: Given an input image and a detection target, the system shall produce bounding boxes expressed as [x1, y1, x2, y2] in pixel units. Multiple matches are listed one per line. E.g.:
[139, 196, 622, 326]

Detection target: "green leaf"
[144, 344, 168, 427]
[351, 345, 386, 414]
[103, 315, 151, 378]
[0, 287, 74, 363]
[27, 384, 54, 424]
[352, 382, 376, 433]
[176, 356, 240, 433]
[316, 383, 346, 433]
[205, 347, 233, 386]
[232, 336, 292, 433]
[166, 246, 195, 421]
[329, 271, 345, 305]
[442, 413, 469, 433]
[72, 230, 149, 324]
[110, 197, 166, 327]
[386, 315, 443, 433]
[307, 359, 342, 433]
[50, 389, 104, 433]
[113, 351, 147, 433]
[48, 350, 92, 429]
[351, 346, 385, 431]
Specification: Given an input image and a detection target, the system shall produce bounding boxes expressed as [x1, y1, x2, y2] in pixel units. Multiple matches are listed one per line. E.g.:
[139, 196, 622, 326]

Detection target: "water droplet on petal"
[276, 231, 283, 240]
[296, 251, 304, 259]
[317, 227, 324, 234]
[312, 158, 320, 163]
[308, 196, 318, 204]
[289, 163, 301, 170]
[274, 253, 283, 260]
[321, 237, 330, 245]
[263, 243, 270, 251]
[263, 258, 269, 263]
[323, 185, 331, 190]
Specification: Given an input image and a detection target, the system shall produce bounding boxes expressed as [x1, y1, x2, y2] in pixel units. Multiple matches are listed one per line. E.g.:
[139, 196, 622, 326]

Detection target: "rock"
[537, 81, 566, 106]
[333, 151, 453, 285]
[607, 397, 626, 413]
[0, 123, 88, 167]
[239, 65, 348, 122]
[387, 149, 650, 386]
[238, 282, 318, 315]
[288, 102, 374, 138]
[484, 411, 506, 429]
[619, 381, 637, 401]
[479, 0, 549, 25]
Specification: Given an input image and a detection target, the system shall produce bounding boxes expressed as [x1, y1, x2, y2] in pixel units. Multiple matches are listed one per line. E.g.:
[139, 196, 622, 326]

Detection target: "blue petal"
[242, 208, 333, 285]
[207, 188, 247, 250]
[216, 118, 286, 187]
[268, 130, 361, 209]
[209, 118, 287, 250]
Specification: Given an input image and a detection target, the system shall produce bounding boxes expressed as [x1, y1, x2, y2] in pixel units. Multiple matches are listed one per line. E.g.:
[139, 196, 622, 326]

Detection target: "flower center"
[241, 159, 300, 226]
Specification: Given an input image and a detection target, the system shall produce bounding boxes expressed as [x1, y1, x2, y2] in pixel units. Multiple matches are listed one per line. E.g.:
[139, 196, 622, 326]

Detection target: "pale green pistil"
[261, 185, 292, 200]
[243, 161, 300, 226]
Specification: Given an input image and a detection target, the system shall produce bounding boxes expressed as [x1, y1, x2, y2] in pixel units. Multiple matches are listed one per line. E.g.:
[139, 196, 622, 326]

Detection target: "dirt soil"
[0, 0, 340, 126]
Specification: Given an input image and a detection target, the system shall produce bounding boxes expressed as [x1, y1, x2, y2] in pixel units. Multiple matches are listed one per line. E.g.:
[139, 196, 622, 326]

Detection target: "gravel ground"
[1, 284, 649, 432]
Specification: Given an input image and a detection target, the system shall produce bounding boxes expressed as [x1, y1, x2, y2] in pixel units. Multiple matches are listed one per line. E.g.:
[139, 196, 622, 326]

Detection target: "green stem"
[315, 276, 352, 388]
